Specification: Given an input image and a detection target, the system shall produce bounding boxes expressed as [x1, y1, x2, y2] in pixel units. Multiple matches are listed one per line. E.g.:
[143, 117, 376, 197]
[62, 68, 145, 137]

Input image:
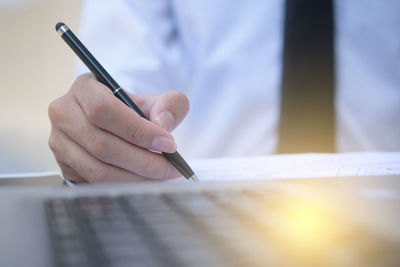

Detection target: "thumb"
[150, 91, 190, 132]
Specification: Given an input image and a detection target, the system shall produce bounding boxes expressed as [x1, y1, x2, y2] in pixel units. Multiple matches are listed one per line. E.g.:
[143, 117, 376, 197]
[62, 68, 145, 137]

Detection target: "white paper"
[2, 153, 399, 184]
[0, 171, 60, 179]
[187, 152, 400, 182]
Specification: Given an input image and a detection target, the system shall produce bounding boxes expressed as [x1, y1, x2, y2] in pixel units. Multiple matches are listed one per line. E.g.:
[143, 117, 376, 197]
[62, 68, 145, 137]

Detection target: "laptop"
[0, 175, 399, 266]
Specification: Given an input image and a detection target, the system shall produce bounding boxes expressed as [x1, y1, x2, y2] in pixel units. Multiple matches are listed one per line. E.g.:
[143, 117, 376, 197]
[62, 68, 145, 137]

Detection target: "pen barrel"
[163, 151, 195, 178]
[114, 90, 148, 119]
[60, 30, 120, 91]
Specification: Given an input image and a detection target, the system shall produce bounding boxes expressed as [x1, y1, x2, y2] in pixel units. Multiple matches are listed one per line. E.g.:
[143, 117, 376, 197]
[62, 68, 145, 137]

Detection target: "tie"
[277, 0, 335, 153]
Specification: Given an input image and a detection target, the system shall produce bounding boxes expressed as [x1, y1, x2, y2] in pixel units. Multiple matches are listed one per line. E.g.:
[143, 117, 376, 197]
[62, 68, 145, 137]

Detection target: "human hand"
[48, 73, 189, 183]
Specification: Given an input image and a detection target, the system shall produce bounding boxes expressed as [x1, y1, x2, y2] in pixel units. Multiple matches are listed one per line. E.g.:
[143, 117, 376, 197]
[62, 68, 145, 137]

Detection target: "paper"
[187, 152, 400, 182]
[2, 153, 399, 184]
[0, 171, 60, 179]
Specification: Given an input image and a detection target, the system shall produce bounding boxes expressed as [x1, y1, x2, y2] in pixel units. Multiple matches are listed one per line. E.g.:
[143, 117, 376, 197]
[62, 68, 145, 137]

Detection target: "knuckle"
[86, 165, 108, 183]
[48, 98, 64, 124]
[128, 120, 146, 145]
[87, 134, 109, 161]
[143, 157, 166, 178]
[86, 97, 110, 125]
[48, 133, 58, 154]
[69, 75, 88, 95]
[75, 73, 87, 83]
[73, 73, 92, 87]
[73, 75, 85, 89]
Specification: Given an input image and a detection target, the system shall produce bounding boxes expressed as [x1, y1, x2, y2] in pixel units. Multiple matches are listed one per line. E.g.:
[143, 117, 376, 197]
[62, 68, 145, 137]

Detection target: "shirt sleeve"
[77, 0, 189, 94]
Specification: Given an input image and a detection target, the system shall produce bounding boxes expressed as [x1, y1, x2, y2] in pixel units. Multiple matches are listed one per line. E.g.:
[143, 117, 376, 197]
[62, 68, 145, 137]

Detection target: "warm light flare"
[281, 199, 336, 248]
[270, 195, 345, 263]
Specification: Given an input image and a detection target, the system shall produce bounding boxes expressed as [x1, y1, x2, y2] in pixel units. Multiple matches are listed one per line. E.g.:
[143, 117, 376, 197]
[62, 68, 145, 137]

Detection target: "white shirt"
[79, 0, 400, 158]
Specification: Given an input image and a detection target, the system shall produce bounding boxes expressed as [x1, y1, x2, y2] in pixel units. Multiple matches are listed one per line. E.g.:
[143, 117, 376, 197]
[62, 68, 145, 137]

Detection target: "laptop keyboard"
[44, 188, 399, 267]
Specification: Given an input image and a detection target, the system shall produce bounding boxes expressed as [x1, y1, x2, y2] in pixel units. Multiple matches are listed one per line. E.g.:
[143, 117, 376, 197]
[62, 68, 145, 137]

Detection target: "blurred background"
[1, 1, 399, 174]
[0, 0, 81, 173]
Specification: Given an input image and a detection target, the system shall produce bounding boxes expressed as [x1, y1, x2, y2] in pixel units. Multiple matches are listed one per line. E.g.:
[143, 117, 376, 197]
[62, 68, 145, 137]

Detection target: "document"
[187, 152, 400, 182]
[2, 152, 399, 184]
[0, 171, 60, 179]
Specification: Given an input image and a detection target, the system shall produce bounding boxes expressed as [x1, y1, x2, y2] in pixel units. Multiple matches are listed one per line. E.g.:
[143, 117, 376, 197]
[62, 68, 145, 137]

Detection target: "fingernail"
[155, 111, 175, 132]
[151, 136, 177, 153]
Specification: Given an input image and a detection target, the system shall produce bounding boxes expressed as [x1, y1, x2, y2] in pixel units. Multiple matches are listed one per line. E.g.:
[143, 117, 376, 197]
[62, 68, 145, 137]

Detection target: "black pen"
[55, 22, 198, 183]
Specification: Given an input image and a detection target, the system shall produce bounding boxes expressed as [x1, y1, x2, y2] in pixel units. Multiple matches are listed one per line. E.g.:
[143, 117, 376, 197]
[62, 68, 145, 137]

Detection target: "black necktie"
[277, 0, 335, 153]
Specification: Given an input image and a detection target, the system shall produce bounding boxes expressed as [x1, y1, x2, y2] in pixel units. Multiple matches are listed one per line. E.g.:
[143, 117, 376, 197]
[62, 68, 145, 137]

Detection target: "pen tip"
[55, 22, 65, 31]
[188, 174, 199, 183]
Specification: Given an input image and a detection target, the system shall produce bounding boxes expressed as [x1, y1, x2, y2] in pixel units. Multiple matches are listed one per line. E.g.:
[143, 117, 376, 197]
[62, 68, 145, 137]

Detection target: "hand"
[48, 73, 189, 183]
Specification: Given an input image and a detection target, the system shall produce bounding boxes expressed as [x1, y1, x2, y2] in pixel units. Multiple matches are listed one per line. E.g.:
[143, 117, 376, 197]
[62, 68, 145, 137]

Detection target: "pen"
[55, 22, 198, 183]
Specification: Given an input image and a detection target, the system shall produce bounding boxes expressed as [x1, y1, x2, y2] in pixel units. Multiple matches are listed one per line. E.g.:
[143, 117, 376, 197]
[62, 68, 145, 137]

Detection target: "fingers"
[49, 127, 150, 183]
[73, 74, 176, 153]
[151, 91, 190, 132]
[130, 91, 190, 132]
[48, 73, 189, 183]
[51, 96, 180, 179]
